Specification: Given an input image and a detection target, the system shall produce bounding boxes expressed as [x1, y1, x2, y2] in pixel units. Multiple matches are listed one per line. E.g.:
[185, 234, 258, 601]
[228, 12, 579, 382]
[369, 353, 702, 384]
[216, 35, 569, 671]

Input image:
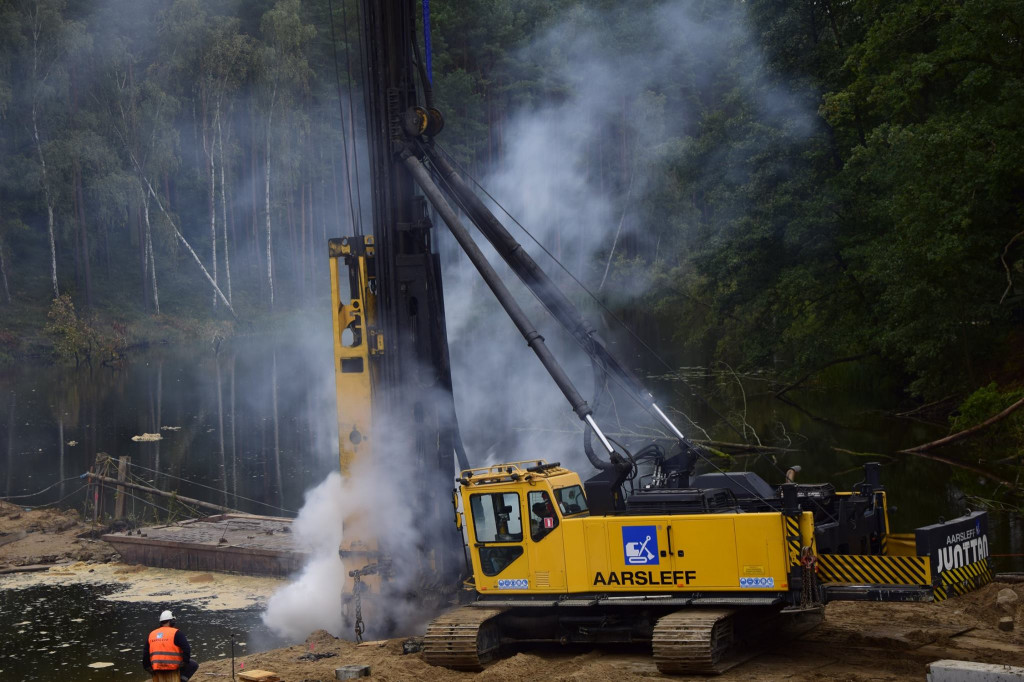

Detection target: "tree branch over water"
[774, 353, 873, 398]
[899, 395, 1024, 454]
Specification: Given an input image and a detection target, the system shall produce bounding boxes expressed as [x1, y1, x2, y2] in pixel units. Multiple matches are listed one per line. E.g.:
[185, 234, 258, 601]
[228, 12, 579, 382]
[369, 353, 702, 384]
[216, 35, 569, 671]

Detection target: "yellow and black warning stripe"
[817, 553, 930, 586]
[785, 516, 801, 566]
[933, 558, 992, 602]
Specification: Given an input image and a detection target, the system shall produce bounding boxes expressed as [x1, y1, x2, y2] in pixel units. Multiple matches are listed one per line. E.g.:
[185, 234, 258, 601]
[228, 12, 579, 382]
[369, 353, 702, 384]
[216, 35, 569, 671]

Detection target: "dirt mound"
[949, 581, 1023, 624]
[0, 499, 116, 568]
[305, 629, 340, 649]
[197, 585, 1024, 682]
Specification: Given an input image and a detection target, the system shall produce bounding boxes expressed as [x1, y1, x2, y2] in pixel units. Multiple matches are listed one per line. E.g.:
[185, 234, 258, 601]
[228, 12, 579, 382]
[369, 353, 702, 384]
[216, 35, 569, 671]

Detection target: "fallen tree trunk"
[898, 450, 1018, 491]
[899, 395, 1024, 453]
[121, 147, 238, 320]
[85, 473, 240, 515]
[694, 439, 799, 454]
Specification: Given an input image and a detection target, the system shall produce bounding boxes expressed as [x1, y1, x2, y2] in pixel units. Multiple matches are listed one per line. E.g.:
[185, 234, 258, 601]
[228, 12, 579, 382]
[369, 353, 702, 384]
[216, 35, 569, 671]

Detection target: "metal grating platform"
[102, 514, 307, 577]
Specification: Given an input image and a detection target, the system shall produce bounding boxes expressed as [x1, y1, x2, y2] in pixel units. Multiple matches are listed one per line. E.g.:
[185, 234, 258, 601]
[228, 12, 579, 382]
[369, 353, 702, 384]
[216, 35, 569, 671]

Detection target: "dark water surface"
[0, 583, 285, 681]
[0, 334, 339, 517]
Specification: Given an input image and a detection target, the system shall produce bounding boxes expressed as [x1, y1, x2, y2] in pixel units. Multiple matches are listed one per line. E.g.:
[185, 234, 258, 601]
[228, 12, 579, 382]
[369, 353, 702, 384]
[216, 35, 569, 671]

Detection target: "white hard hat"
[159, 610, 174, 622]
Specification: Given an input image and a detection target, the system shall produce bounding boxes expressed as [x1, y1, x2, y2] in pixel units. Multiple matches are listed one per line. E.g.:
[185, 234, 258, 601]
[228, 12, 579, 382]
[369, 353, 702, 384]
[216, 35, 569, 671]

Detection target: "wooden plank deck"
[102, 514, 307, 577]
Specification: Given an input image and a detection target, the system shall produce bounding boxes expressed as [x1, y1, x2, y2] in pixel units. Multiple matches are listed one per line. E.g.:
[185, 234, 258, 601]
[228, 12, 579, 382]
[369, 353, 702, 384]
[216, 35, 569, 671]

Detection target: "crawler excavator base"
[422, 607, 508, 670]
[652, 609, 736, 674]
[422, 604, 824, 675]
[653, 605, 824, 675]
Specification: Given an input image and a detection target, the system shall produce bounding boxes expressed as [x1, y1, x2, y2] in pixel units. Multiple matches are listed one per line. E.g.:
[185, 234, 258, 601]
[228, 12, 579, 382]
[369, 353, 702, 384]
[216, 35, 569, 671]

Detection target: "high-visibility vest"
[148, 626, 184, 671]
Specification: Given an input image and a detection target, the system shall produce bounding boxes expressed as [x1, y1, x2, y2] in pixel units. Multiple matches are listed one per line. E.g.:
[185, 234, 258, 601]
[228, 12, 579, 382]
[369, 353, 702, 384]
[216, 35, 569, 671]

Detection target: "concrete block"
[336, 664, 371, 679]
[927, 659, 1024, 682]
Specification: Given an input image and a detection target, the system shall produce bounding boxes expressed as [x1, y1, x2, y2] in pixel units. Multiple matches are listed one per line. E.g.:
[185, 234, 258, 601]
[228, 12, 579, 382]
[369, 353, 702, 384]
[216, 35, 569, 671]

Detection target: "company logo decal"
[622, 525, 659, 566]
[937, 528, 989, 573]
[593, 570, 696, 586]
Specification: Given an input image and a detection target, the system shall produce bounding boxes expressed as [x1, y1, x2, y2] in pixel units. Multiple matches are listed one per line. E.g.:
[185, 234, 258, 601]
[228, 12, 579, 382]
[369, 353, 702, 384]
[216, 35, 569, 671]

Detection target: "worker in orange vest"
[142, 610, 199, 681]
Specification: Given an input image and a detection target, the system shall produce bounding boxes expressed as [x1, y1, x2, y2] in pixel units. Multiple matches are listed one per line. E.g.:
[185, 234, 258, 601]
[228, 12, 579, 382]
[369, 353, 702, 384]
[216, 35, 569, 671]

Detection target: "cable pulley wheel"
[403, 107, 430, 137]
[426, 108, 445, 136]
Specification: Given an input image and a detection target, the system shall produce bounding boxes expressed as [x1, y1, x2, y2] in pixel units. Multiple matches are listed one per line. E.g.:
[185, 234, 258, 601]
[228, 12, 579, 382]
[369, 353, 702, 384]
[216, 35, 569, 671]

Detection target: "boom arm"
[401, 150, 620, 462]
[420, 143, 702, 463]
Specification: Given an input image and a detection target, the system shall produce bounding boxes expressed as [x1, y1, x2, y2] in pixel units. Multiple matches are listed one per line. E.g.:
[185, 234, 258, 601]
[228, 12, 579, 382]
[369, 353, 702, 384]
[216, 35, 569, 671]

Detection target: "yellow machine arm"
[328, 235, 380, 477]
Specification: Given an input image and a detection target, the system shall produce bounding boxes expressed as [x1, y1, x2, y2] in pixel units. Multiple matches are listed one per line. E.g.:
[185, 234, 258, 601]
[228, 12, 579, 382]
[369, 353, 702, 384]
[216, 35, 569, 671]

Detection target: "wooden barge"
[102, 514, 306, 577]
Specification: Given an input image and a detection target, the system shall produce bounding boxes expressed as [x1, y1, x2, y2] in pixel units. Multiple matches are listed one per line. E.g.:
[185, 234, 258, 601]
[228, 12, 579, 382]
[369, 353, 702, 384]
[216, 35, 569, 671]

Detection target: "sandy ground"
[195, 582, 1024, 682]
[0, 499, 117, 567]
[1, 561, 284, 610]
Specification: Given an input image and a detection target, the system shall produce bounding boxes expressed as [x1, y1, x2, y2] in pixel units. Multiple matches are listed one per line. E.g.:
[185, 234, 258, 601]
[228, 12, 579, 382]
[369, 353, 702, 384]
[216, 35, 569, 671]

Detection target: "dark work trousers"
[180, 660, 199, 681]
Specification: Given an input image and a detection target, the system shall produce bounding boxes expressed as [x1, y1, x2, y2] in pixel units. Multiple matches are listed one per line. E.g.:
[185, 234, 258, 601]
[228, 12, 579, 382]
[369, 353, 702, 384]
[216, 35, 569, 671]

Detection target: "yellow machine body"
[454, 460, 984, 603]
[458, 461, 813, 596]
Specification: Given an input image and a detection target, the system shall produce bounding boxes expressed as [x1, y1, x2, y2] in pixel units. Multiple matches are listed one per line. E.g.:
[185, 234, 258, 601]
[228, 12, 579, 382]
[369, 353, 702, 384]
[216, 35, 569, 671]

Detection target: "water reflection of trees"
[0, 340, 336, 515]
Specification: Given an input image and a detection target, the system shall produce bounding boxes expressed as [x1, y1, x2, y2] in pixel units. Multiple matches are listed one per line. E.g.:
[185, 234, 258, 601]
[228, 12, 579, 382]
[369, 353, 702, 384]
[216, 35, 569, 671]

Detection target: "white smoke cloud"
[440, 0, 813, 470]
[261, 424, 429, 641]
[262, 471, 346, 639]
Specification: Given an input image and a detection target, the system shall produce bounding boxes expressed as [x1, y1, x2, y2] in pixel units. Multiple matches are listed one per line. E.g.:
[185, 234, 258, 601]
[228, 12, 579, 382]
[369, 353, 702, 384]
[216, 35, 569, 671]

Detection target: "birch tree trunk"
[73, 160, 92, 306]
[264, 89, 276, 309]
[30, 11, 58, 299]
[218, 111, 232, 303]
[141, 187, 159, 314]
[208, 102, 219, 309]
[32, 106, 58, 298]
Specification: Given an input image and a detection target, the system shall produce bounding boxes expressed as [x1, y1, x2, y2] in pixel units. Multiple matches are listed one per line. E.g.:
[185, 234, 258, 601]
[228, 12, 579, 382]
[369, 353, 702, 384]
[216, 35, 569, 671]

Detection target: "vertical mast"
[329, 1, 464, 631]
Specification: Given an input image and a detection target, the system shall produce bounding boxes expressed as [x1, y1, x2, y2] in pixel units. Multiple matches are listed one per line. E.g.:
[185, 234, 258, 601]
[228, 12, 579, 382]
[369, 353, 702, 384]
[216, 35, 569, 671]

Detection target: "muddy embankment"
[0, 499, 117, 570]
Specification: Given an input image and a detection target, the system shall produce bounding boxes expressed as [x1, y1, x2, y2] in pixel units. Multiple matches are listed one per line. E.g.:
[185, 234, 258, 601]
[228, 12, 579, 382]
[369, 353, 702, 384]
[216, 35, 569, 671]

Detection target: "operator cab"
[457, 461, 589, 583]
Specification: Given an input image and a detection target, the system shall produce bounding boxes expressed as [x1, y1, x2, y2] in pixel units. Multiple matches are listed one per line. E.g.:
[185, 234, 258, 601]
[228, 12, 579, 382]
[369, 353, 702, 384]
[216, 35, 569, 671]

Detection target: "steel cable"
[125, 460, 296, 515]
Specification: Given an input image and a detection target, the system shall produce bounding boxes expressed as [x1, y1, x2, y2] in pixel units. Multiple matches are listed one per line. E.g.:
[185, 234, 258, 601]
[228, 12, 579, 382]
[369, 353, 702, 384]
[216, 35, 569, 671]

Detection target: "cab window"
[470, 492, 523, 543]
[528, 490, 559, 541]
[554, 485, 588, 516]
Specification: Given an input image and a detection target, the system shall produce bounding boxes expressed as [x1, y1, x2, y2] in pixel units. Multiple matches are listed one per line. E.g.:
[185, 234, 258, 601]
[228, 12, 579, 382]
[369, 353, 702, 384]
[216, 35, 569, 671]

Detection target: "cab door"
[468, 491, 530, 591]
[524, 489, 566, 590]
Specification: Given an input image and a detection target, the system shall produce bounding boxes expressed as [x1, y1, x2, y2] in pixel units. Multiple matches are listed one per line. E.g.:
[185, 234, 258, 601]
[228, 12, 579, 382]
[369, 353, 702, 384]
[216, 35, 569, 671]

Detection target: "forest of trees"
[0, 0, 1021, 405]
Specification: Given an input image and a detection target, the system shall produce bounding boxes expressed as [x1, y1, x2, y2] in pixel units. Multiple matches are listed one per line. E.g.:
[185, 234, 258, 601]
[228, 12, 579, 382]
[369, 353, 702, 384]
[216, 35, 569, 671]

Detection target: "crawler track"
[652, 609, 737, 675]
[422, 606, 507, 671]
